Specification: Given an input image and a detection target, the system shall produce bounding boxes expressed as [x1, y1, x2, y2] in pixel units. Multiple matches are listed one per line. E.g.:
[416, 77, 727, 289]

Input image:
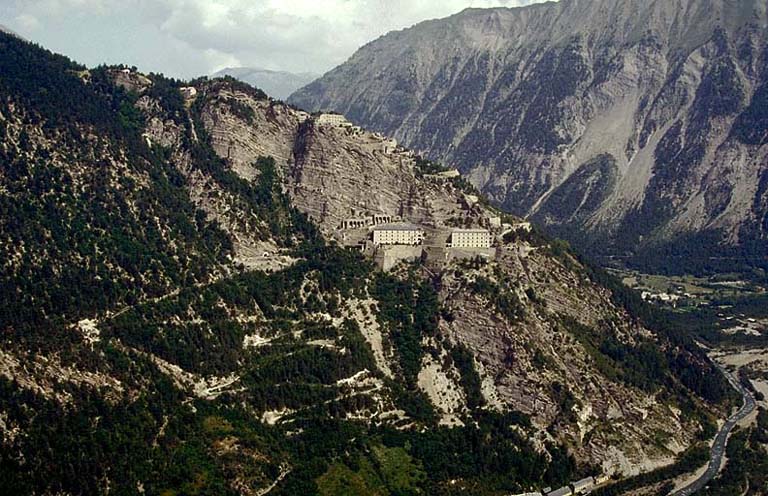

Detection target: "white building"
[315, 113, 349, 127]
[449, 229, 492, 249]
[547, 487, 573, 496]
[383, 138, 398, 154]
[424, 169, 461, 180]
[372, 224, 425, 246]
[571, 477, 594, 494]
[180, 86, 198, 99]
[594, 474, 609, 485]
[487, 216, 502, 229]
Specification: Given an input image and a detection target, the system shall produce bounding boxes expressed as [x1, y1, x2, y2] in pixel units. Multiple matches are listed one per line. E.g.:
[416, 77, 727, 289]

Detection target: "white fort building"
[315, 113, 349, 127]
[372, 224, 425, 246]
[449, 229, 492, 249]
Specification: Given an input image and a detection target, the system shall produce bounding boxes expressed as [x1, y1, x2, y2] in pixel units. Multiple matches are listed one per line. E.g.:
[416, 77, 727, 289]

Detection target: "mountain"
[213, 67, 319, 100]
[289, 0, 768, 275]
[0, 31, 734, 495]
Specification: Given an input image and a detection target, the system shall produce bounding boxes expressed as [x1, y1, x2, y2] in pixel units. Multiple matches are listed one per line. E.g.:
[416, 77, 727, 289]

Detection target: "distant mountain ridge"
[213, 66, 318, 100]
[289, 0, 768, 274]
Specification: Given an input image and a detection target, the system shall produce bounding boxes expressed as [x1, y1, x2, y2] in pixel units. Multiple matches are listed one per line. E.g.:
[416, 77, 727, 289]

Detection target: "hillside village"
[30, 64, 755, 484]
[183, 78, 730, 472]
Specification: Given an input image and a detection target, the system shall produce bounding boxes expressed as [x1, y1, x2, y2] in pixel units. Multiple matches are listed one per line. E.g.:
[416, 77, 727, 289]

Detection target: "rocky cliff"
[289, 0, 768, 274]
[0, 31, 734, 495]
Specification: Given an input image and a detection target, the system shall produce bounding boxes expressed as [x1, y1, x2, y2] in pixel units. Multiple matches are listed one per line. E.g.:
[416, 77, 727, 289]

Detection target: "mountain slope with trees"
[0, 32, 735, 495]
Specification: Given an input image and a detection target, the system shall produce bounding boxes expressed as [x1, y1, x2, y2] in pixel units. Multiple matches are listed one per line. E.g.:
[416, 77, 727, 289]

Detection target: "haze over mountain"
[0, 24, 21, 39]
[212, 67, 319, 100]
[290, 0, 768, 274]
[0, 30, 734, 495]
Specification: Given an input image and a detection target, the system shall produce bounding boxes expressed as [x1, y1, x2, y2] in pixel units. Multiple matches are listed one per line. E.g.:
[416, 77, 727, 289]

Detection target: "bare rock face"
[434, 248, 691, 475]
[289, 0, 768, 271]
[201, 91, 299, 181]
[198, 85, 486, 236]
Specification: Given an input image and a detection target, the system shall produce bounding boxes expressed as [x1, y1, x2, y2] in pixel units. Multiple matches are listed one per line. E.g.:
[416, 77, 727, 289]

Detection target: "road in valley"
[671, 363, 756, 496]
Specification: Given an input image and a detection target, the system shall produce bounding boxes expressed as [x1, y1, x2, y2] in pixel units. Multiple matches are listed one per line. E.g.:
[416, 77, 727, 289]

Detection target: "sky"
[0, 0, 546, 80]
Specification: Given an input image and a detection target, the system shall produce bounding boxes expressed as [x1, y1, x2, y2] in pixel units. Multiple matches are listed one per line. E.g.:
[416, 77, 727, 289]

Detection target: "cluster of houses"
[336, 215, 498, 270]
[512, 475, 610, 496]
[318, 116, 537, 268]
[336, 195, 534, 270]
[641, 291, 682, 306]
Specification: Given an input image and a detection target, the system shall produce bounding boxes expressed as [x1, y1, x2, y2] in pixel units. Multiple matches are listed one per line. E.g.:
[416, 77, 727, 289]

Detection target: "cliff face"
[0, 32, 732, 495]
[289, 0, 768, 272]
[198, 86, 480, 235]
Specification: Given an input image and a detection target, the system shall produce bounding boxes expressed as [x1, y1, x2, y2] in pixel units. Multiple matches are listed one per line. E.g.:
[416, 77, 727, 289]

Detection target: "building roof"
[451, 228, 491, 234]
[548, 487, 572, 496]
[372, 223, 424, 232]
[572, 477, 593, 489]
[425, 169, 461, 178]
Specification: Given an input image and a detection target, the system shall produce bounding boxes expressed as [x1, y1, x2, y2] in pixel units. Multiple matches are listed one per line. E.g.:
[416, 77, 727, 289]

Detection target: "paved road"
[671, 364, 756, 496]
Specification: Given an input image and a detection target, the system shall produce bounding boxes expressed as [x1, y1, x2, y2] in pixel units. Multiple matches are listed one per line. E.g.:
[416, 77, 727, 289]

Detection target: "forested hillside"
[0, 32, 736, 495]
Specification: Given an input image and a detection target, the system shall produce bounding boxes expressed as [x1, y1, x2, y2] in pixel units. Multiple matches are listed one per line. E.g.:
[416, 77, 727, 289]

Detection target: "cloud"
[0, 0, 549, 78]
[14, 14, 40, 31]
